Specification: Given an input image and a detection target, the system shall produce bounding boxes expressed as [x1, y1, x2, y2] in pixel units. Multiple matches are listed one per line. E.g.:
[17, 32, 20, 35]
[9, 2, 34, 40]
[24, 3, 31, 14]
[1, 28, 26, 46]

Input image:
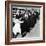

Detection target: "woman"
[12, 16, 24, 38]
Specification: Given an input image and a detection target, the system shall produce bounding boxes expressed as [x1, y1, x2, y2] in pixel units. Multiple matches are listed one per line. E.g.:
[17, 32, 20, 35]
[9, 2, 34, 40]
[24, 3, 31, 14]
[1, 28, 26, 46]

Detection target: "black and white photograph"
[11, 6, 40, 38]
[10, 3, 44, 42]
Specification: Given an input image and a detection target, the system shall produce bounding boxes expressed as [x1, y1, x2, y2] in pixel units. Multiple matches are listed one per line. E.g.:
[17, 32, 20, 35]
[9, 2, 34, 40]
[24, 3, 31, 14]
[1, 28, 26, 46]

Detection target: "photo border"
[5, 1, 45, 45]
